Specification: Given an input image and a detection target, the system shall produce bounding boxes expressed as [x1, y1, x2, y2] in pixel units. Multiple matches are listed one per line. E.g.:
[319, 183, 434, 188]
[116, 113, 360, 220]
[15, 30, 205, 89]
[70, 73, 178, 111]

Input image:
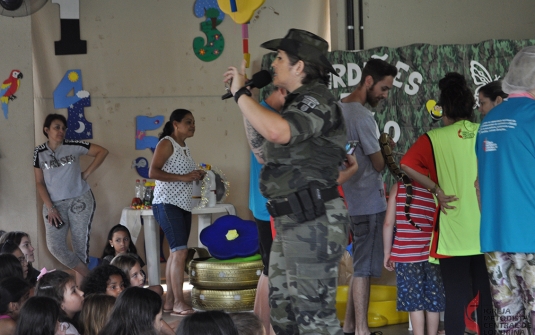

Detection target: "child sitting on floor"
[111, 253, 163, 296]
[81, 264, 130, 298]
[101, 224, 144, 266]
[0, 277, 32, 335]
[35, 270, 84, 335]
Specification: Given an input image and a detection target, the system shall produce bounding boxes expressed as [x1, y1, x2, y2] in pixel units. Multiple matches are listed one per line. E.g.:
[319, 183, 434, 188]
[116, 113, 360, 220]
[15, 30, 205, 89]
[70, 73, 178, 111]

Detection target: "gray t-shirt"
[33, 140, 91, 201]
[340, 101, 386, 216]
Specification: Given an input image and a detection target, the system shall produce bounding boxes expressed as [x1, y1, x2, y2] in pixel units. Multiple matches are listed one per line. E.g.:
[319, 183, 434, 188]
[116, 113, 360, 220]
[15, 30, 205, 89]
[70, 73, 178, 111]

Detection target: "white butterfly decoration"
[470, 60, 500, 108]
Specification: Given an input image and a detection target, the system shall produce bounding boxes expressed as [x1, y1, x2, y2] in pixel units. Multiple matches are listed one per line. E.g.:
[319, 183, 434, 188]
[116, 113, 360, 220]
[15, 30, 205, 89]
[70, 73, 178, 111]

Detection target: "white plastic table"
[120, 204, 236, 285]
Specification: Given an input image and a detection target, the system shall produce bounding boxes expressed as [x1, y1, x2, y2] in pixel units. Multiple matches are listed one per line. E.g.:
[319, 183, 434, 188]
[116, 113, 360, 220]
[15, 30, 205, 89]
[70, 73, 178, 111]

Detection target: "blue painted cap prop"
[200, 215, 259, 260]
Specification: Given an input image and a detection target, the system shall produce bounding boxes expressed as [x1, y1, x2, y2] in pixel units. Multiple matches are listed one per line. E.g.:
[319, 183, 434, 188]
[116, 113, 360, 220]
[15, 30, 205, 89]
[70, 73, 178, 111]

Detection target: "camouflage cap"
[260, 28, 337, 75]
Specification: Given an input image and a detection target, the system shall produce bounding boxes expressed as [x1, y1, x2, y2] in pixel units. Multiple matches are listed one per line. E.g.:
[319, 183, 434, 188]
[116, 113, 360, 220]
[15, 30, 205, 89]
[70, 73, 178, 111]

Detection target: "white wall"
[0, 16, 38, 260]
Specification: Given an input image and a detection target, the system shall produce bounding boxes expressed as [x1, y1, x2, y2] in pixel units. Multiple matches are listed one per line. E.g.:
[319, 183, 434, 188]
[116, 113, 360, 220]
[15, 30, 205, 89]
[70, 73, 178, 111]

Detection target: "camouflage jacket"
[260, 80, 347, 199]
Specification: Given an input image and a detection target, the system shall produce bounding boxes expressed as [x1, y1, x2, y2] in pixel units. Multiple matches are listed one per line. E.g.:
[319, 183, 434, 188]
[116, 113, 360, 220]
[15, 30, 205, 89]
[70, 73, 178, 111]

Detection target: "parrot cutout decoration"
[53, 70, 93, 140]
[193, 3, 225, 62]
[1, 69, 23, 119]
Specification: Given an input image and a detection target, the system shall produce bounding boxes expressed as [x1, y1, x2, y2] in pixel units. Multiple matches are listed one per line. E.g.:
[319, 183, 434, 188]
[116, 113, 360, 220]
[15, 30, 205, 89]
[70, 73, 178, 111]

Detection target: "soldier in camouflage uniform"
[224, 29, 349, 334]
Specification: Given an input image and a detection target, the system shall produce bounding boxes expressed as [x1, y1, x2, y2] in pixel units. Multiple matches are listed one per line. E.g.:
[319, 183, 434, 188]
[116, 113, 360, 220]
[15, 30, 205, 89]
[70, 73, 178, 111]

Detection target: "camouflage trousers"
[485, 252, 535, 335]
[269, 197, 349, 335]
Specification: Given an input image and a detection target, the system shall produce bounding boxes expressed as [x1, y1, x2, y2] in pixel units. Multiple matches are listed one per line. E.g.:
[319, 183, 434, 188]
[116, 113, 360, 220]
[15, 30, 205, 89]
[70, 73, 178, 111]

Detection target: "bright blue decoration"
[136, 115, 164, 151]
[200, 215, 259, 260]
[53, 70, 93, 140]
[194, 0, 225, 22]
[132, 157, 150, 179]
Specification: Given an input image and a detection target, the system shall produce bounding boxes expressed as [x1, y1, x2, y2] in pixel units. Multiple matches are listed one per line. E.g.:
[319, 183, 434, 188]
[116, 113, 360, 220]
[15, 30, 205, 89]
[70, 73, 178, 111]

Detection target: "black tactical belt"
[266, 185, 340, 218]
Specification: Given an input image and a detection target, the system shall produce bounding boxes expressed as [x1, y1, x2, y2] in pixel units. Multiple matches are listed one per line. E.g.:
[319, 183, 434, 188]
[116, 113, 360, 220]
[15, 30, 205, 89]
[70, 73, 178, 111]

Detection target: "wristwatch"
[234, 87, 252, 103]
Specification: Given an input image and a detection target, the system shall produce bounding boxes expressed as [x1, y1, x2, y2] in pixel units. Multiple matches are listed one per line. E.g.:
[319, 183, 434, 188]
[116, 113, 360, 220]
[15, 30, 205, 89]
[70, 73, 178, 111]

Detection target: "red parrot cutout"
[1, 69, 23, 119]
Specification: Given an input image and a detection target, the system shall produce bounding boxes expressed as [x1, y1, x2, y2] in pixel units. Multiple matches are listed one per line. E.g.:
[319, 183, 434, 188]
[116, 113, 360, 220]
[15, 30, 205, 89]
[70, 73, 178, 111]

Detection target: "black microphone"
[221, 70, 272, 100]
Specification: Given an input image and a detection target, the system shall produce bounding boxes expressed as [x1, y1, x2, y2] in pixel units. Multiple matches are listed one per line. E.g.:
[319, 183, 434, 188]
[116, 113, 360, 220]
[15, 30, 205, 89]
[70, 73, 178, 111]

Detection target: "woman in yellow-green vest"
[400, 73, 495, 335]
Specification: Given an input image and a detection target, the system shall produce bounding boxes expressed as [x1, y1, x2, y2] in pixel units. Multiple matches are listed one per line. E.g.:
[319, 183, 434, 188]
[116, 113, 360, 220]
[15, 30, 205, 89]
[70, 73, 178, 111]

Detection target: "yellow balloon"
[217, 0, 265, 24]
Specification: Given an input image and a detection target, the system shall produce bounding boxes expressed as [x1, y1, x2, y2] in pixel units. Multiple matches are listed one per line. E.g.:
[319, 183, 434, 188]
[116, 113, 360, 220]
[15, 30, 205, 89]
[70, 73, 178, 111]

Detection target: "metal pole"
[346, 0, 355, 50]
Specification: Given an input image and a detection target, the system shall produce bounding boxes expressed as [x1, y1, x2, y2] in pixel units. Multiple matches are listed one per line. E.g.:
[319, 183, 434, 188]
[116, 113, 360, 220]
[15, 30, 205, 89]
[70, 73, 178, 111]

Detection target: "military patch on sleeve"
[297, 95, 320, 112]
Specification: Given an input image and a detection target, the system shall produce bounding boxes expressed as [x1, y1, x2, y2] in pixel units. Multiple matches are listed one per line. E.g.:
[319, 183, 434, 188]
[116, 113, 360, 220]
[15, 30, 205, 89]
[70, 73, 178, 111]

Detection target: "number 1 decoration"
[52, 0, 87, 55]
[53, 70, 92, 140]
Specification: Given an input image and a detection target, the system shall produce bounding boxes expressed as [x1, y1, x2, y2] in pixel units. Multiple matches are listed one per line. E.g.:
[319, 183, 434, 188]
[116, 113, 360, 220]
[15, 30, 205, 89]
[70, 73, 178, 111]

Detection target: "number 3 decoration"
[193, 0, 225, 62]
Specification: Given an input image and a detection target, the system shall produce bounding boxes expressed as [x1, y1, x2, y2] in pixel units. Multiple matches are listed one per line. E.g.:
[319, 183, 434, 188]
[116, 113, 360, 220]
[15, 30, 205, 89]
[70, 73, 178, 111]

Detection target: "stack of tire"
[189, 253, 263, 312]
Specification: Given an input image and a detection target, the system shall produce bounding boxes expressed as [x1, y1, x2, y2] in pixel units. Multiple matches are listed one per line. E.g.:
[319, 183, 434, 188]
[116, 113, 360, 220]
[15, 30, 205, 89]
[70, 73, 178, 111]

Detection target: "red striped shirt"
[390, 181, 436, 263]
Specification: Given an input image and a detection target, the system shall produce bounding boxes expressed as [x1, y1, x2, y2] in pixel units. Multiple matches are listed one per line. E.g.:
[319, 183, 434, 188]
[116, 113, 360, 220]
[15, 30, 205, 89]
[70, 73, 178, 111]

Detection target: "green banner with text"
[261, 39, 535, 187]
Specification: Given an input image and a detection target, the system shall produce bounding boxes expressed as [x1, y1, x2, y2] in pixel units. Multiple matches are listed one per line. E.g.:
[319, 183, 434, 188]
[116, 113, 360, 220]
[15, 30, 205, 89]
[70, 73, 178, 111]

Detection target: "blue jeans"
[152, 203, 191, 252]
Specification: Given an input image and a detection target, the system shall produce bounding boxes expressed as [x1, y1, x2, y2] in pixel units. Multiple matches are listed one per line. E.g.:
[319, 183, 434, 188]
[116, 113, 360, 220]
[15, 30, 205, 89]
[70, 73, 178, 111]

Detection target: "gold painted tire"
[189, 258, 263, 289]
[191, 287, 256, 312]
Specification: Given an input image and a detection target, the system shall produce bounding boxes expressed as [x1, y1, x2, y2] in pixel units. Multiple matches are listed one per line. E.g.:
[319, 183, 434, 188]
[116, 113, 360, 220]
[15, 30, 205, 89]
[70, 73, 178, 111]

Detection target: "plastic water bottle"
[143, 181, 152, 207]
[141, 179, 147, 199]
[135, 179, 142, 198]
[131, 179, 142, 208]
[204, 165, 217, 207]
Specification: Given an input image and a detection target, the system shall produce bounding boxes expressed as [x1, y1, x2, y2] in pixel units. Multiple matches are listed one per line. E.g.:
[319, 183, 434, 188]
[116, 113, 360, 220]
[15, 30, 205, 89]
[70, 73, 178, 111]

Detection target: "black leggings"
[440, 254, 496, 335]
[254, 218, 273, 276]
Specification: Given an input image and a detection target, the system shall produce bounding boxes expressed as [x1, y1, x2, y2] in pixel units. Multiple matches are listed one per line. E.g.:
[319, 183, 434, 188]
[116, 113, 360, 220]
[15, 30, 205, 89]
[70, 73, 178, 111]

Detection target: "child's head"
[0, 276, 32, 320]
[99, 286, 162, 335]
[177, 310, 239, 335]
[15, 296, 61, 335]
[102, 224, 137, 258]
[229, 312, 265, 335]
[110, 253, 145, 288]
[0, 231, 35, 263]
[0, 254, 24, 280]
[0, 240, 28, 279]
[80, 293, 116, 335]
[35, 270, 84, 320]
[81, 265, 130, 298]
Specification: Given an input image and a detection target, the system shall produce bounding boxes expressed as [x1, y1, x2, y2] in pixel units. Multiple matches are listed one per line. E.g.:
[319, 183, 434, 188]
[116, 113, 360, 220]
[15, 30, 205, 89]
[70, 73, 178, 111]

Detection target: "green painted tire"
[191, 287, 256, 312]
[189, 257, 263, 289]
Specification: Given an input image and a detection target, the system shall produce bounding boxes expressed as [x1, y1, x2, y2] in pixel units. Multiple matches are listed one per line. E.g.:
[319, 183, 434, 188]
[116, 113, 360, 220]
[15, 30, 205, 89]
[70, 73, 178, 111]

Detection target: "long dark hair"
[438, 72, 475, 122]
[102, 224, 138, 258]
[0, 232, 37, 285]
[0, 254, 23, 280]
[42, 113, 67, 138]
[98, 287, 162, 335]
[479, 81, 508, 101]
[177, 310, 239, 335]
[158, 109, 192, 141]
[286, 52, 330, 86]
[35, 270, 76, 325]
[15, 296, 60, 335]
[0, 239, 21, 255]
[0, 276, 31, 315]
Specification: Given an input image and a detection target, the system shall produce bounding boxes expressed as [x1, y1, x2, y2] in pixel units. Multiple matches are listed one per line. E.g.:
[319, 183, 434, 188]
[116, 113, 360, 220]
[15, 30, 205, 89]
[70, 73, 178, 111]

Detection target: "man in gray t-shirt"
[340, 59, 397, 335]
